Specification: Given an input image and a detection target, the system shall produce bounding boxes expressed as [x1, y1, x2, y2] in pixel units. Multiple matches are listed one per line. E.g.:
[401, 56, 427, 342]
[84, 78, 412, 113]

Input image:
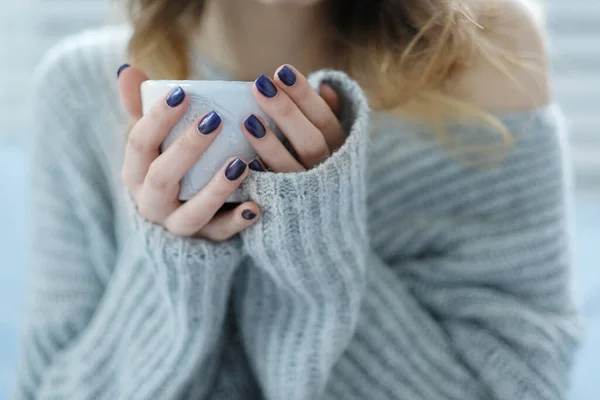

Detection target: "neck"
[194, 0, 332, 80]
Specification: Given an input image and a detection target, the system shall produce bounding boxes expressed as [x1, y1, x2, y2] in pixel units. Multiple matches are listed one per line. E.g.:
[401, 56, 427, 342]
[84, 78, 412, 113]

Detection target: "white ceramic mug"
[141, 80, 277, 202]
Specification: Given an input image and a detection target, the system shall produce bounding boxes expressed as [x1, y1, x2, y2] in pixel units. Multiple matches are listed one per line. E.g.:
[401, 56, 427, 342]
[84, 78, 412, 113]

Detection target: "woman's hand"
[118, 65, 261, 240]
[242, 65, 344, 172]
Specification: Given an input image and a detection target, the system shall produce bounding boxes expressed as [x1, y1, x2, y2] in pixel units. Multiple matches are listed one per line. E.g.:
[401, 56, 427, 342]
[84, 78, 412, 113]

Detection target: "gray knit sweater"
[15, 26, 581, 400]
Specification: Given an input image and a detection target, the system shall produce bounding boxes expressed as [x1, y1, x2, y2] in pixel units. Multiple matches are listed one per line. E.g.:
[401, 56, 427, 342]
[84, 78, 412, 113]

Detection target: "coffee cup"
[141, 80, 278, 202]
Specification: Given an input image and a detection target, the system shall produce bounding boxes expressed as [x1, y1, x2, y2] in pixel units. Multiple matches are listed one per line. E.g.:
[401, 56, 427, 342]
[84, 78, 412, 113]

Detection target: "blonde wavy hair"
[126, 0, 523, 151]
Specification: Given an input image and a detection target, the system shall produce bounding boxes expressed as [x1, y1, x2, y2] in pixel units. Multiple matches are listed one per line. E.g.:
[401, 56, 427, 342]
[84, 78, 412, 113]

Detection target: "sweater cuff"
[238, 70, 371, 289]
[124, 192, 243, 288]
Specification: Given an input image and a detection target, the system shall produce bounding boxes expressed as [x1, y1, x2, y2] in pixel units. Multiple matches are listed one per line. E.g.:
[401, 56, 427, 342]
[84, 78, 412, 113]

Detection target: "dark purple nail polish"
[249, 159, 265, 172]
[244, 115, 266, 138]
[256, 75, 278, 98]
[197, 110, 221, 135]
[277, 66, 297, 86]
[242, 210, 256, 221]
[242, 209, 257, 220]
[225, 158, 247, 181]
[166, 86, 185, 108]
[117, 64, 130, 78]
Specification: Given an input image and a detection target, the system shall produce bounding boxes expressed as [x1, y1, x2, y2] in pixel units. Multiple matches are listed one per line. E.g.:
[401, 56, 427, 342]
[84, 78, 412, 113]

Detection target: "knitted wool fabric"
[15, 26, 581, 400]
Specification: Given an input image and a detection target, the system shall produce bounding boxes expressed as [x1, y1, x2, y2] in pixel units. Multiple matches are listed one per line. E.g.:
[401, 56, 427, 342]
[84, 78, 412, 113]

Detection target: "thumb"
[117, 64, 148, 121]
[319, 83, 341, 118]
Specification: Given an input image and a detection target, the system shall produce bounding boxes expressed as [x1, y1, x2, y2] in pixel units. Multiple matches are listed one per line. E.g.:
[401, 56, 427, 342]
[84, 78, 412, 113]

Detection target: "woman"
[16, 0, 581, 399]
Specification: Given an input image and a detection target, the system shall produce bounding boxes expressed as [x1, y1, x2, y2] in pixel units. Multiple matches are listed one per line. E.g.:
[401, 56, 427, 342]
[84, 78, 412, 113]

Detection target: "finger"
[163, 157, 249, 237]
[274, 65, 345, 151]
[122, 86, 189, 191]
[319, 83, 341, 117]
[199, 202, 261, 241]
[146, 110, 223, 190]
[138, 110, 223, 221]
[242, 114, 305, 173]
[248, 158, 267, 172]
[118, 64, 148, 121]
[253, 74, 329, 169]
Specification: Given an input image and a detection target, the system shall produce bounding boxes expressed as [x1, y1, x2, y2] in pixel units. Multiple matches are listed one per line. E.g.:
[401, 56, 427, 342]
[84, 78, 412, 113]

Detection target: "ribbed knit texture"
[15, 26, 581, 400]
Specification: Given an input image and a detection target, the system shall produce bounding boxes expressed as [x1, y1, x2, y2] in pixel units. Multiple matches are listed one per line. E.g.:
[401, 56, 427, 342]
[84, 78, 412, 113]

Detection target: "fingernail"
[256, 75, 278, 98]
[166, 86, 185, 108]
[277, 66, 297, 86]
[244, 114, 266, 138]
[225, 158, 247, 181]
[249, 159, 265, 172]
[197, 110, 221, 135]
[117, 63, 130, 78]
[242, 209, 257, 220]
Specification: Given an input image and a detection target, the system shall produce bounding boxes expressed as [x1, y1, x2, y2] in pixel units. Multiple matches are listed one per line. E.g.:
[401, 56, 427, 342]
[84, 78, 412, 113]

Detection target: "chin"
[253, 0, 325, 6]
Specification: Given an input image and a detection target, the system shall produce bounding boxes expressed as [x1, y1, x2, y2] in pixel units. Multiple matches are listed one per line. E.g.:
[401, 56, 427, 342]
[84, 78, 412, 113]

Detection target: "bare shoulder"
[446, 0, 551, 110]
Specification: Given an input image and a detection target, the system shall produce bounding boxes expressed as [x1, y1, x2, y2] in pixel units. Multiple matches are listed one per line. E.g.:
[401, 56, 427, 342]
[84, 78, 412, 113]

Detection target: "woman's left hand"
[242, 65, 345, 173]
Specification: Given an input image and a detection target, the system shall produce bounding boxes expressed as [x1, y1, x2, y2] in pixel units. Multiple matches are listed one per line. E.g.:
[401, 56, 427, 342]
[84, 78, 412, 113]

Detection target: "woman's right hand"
[117, 65, 261, 241]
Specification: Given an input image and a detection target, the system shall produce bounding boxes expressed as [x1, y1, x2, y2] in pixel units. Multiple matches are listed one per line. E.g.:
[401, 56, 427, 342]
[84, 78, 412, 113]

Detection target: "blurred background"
[0, 0, 598, 399]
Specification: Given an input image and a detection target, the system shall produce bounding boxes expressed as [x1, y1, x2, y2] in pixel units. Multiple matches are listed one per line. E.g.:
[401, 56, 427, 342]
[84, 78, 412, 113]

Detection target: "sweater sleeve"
[15, 42, 242, 400]
[233, 70, 582, 400]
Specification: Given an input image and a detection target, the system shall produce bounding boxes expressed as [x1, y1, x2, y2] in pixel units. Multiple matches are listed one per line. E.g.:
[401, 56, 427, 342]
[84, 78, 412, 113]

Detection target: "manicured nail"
[277, 66, 297, 86]
[256, 75, 278, 98]
[249, 159, 265, 172]
[117, 64, 130, 78]
[242, 209, 257, 220]
[166, 86, 185, 108]
[244, 115, 266, 138]
[197, 110, 221, 135]
[225, 158, 247, 181]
